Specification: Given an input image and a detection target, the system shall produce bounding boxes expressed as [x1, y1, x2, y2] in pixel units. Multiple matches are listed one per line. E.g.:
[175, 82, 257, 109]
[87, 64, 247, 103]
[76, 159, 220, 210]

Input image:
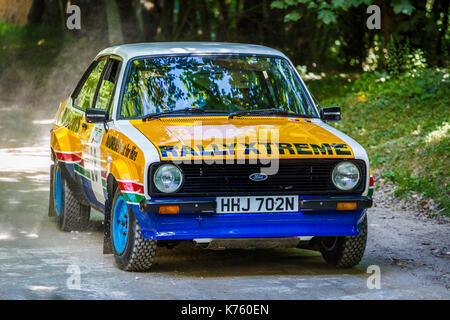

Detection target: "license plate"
[216, 195, 298, 214]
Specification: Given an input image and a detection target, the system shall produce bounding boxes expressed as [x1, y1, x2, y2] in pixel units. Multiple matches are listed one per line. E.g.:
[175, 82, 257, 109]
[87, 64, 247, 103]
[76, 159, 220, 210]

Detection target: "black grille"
[149, 159, 366, 197]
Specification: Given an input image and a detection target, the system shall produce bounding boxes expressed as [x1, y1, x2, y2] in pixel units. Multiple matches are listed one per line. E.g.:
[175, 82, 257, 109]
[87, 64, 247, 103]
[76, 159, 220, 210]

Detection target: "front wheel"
[110, 188, 157, 271]
[318, 215, 367, 268]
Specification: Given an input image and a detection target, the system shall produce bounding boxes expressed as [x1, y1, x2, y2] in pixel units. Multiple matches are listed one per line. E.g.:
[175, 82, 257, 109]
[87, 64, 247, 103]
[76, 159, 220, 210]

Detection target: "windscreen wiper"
[228, 108, 309, 119]
[142, 108, 231, 121]
[142, 107, 206, 121]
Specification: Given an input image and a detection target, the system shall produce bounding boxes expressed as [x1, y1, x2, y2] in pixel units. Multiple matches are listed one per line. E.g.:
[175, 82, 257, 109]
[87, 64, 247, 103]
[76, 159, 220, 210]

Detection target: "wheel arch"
[107, 158, 141, 199]
[50, 126, 82, 158]
[104, 160, 142, 255]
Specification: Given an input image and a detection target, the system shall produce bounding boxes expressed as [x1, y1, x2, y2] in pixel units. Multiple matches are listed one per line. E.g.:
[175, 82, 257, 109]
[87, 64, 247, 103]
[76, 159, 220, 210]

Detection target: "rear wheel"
[52, 163, 90, 231]
[319, 215, 367, 268]
[110, 188, 157, 271]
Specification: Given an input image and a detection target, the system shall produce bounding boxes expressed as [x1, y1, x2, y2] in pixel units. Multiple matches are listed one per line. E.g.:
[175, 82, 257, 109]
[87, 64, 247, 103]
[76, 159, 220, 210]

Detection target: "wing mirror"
[85, 108, 108, 123]
[320, 107, 341, 121]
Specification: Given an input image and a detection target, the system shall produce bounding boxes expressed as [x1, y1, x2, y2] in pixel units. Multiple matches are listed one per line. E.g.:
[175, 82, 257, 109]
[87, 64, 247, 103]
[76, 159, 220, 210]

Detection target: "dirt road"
[0, 106, 448, 299]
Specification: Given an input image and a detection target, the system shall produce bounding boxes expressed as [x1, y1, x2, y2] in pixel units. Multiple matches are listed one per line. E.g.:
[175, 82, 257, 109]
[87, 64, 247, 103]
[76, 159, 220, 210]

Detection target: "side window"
[94, 59, 121, 110]
[120, 60, 145, 118]
[73, 58, 107, 111]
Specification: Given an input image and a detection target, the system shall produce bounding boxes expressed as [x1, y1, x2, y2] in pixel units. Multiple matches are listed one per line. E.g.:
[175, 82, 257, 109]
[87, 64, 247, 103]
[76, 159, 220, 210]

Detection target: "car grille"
[148, 159, 366, 197]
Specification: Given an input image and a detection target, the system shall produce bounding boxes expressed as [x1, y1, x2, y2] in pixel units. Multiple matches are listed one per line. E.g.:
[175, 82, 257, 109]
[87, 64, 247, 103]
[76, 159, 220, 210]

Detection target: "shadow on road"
[84, 219, 366, 278]
[150, 243, 367, 278]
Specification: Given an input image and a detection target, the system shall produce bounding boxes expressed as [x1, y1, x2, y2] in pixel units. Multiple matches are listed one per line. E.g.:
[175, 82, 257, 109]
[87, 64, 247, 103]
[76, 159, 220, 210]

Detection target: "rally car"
[49, 42, 374, 271]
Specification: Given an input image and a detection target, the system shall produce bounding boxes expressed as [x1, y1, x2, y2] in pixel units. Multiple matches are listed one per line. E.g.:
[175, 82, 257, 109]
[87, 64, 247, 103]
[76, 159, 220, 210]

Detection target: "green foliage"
[270, 0, 387, 25]
[370, 37, 428, 77]
[266, 0, 446, 70]
[392, 0, 415, 15]
[317, 9, 336, 25]
[3, 0, 447, 74]
[270, 0, 338, 24]
[0, 19, 107, 108]
[388, 38, 426, 75]
[0, 20, 66, 81]
[284, 11, 302, 23]
[404, 48, 427, 76]
[311, 69, 450, 215]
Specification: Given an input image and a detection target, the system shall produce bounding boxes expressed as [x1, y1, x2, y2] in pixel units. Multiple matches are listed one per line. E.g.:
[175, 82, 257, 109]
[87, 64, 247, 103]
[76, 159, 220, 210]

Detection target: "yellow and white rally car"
[49, 42, 374, 271]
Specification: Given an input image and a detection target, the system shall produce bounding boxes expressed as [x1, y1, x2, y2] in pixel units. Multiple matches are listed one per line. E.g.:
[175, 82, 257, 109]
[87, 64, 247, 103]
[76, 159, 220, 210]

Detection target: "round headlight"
[332, 161, 360, 191]
[153, 164, 183, 193]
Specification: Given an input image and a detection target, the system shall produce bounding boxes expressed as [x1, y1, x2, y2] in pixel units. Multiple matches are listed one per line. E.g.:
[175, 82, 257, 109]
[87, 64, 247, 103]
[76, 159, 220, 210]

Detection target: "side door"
[71, 57, 108, 209]
[53, 59, 105, 181]
[83, 57, 122, 208]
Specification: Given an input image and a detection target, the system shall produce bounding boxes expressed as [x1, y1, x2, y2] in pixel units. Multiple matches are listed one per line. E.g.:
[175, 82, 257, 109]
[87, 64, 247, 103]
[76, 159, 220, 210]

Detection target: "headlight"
[332, 161, 360, 191]
[153, 164, 183, 193]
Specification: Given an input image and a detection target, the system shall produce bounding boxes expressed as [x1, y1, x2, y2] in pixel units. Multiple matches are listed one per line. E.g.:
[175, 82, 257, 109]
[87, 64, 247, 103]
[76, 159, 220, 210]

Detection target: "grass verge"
[309, 70, 449, 216]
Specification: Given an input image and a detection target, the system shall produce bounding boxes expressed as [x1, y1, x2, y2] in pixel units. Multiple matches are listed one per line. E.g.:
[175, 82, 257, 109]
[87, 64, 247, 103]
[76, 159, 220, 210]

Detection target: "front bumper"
[132, 195, 371, 240]
[140, 198, 216, 213]
[139, 195, 372, 212]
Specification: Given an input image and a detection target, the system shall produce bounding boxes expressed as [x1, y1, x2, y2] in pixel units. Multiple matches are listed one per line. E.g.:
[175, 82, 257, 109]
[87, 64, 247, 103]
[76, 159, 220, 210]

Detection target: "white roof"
[96, 42, 288, 61]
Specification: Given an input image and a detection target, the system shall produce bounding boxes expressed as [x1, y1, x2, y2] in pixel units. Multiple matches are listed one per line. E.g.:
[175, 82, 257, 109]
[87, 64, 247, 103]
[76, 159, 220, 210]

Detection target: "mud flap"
[48, 164, 56, 217]
[103, 198, 113, 254]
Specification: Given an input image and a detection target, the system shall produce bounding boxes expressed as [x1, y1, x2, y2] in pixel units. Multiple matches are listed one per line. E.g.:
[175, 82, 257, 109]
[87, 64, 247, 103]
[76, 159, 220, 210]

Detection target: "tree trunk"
[115, 0, 141, 42]
[105, 0, 123, 44]
[237, 0, 263, 43]
[140, 0, 162, 42]
[160, 0, 174, 40]
[175, 0, 197, 40]
[380, 2, 395, 46]
[197, 0, 211, 40]
[27, 0, 45, 25]
[217, 0, 230, 41]
[437, 0, 449, 66]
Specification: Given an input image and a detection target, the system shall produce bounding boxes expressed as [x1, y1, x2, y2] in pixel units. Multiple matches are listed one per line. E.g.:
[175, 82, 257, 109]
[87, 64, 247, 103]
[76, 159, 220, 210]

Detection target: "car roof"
[96, 42, 288, 61]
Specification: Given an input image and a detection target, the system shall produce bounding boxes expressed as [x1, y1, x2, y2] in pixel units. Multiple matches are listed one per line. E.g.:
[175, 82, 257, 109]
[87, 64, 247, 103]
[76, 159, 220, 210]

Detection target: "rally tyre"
[53, 163, 90, 231]
[319, 215, 367, 268]
[110, 188, 157, 272]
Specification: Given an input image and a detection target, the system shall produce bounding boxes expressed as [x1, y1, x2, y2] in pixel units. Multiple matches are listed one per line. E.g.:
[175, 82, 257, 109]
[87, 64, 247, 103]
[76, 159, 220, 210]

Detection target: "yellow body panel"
[131, 116, 354, 161]
[51, 126, 82, 155]
[103, 129, 145, 184]
[51, 99, 145, 189]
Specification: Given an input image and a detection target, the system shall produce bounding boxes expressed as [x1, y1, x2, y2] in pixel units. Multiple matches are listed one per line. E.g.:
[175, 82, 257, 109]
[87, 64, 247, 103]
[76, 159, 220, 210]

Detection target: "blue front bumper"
[129, 195, 370, 240]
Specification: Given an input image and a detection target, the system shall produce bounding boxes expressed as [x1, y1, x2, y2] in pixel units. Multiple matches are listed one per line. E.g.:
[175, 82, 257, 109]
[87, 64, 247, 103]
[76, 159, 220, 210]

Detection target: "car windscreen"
[120, 55, 318, 118]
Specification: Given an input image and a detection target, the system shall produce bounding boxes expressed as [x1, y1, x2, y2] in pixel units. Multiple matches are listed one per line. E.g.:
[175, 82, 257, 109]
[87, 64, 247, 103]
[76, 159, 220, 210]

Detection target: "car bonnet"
[129, 116, 355, 161]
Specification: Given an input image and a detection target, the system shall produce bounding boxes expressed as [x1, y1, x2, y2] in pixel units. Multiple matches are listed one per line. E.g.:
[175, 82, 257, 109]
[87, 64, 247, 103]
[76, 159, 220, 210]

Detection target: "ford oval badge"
[249, 173, 268, 181]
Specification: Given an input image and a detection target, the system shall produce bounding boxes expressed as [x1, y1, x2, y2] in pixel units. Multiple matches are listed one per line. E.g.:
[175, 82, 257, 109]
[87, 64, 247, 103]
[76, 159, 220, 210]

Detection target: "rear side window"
[73, 58, 107, 111]
[94, 59, 121, 111]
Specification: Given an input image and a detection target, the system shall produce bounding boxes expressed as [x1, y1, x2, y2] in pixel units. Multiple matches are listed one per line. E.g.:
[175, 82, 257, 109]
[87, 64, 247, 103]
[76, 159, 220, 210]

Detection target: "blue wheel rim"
[112, 195, 129, 254]
[55, 167, 62, 216]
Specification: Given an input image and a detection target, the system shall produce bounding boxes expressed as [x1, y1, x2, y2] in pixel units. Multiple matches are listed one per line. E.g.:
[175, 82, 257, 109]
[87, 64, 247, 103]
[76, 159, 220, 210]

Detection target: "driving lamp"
[153, 164, 183, 193]
[332, 161, 360, 191]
